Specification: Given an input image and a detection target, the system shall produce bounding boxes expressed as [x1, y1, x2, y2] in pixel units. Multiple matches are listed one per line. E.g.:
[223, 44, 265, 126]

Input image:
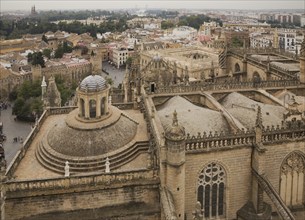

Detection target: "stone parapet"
[5, 169, 158, 197]
[149, 79, 302, 95]
[185, 125, 305, 153]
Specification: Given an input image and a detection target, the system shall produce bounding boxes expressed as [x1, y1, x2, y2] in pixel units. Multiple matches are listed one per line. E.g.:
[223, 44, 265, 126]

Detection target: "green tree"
[105, 76, 113, 85]
[231, 37, 244, 48]
[63, 41, 72, 53]
[125, 57, 133, 66]
[12, 97, 25, 115]
[55, 75, 74, 105]
[54, 46, 64, 58]
[42, 48, 52, 59]
[32, 52, 45, 67]
[161, 21, 175, 29]
[55, 42, 72, 58]
[13, 80, 43, 121]
[27, 52, 33, 63]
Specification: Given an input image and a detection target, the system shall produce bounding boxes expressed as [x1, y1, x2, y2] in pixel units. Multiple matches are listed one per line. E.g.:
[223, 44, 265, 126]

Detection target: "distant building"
[112, 47, 132, 68]
[31, 5, 37, 16]
[301, 15, 305, 27]
[171, 26, 197, 39]
[199, 21, 218, 36]
[260, 13, 275, 22]
[250, 32, 273, 48]
[278, 29, 296, 52]
[224, 29, 250, 48]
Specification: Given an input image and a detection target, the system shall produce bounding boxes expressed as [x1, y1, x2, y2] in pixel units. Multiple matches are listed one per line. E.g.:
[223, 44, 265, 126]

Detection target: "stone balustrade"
[185, 124, 305, 153]
[48, 106, 77, 115]
[113, 102, 134, 110]
[229, 48, 297, 60]
[262, 127, 305, 143]
[186, 131, 255, 153]
[149, 79, 301, 95]
[6, 169, 158, 193]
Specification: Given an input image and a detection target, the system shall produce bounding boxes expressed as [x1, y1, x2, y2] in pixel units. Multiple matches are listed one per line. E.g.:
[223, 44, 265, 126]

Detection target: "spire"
[133, 40, 138, 52]
[172, 110, 178, 127]
[255, 106, 263, 129]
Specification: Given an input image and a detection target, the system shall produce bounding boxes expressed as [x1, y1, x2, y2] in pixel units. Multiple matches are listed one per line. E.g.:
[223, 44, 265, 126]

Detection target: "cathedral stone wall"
[5, 178, 160, 220]
[226, 56, 244, 74]
[261, 140, 305, 211]
[246, 63, 268, 80]
[184, 147, 252, 219]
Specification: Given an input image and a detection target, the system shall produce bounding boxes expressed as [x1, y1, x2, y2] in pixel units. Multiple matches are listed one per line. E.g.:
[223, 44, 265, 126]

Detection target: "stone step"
[36, 140, 149, 174]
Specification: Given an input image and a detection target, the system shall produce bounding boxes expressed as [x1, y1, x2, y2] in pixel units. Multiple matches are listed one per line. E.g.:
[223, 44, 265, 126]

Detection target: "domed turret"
[79, 74, 106, 92]
[165, 110, 186, 141]
[77, 74, 110, 120]
[164, 110, 186, 219]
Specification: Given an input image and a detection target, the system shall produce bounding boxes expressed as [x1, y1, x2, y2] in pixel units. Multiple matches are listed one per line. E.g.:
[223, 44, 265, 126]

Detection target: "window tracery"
[197, 162, 226, 218]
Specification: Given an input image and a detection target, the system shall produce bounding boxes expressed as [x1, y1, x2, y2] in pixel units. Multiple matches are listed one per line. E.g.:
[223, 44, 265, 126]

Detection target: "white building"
[199, 21, 218, 36]
[171, 26, 198, 40]
[301, 15, 305, 27]
[278, 29, 296, 53]
[112, 47, 130, 68]
[250, 32, 273, 48]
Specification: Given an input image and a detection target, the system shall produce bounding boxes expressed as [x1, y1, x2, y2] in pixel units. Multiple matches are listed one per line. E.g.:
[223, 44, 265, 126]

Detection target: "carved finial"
[105, 157, 110, 173]
[172, 110, 178, 127]
[255, 106, 263, 129]
[64, 161, 70, 177]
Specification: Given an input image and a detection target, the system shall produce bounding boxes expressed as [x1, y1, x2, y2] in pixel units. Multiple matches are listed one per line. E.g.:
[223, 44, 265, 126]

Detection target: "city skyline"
[1, 0, 305, 11]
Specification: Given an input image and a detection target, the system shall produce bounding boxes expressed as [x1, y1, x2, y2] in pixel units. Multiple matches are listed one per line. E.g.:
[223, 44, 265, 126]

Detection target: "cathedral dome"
[46, 107, 137, 157]
[79, 74, 106, 92]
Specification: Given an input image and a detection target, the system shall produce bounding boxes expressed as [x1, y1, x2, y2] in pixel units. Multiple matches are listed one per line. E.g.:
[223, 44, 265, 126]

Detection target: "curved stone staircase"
[36, 139, 149, 175]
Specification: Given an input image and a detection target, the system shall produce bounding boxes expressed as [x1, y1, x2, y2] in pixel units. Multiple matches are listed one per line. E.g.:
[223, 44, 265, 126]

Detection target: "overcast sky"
[1, 0, 304, 11]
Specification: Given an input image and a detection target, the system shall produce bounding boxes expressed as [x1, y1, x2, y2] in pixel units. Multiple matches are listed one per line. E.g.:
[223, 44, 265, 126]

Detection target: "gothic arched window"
[197, 162, 226, 219]
[280, 152, 305, 207]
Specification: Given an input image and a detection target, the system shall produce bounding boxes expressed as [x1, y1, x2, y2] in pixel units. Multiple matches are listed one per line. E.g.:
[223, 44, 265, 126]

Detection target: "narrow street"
[0, 105, 32, 165]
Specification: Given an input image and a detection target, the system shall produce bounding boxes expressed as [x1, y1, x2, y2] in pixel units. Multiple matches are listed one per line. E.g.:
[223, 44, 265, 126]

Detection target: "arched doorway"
[89, 99, 96, 118]
[101, 97, 106, 116]
[80, 98, 85, 117]
[197, 162, 226, 218]
[235, 63, 241, 72]
[280, 151, 305, 207]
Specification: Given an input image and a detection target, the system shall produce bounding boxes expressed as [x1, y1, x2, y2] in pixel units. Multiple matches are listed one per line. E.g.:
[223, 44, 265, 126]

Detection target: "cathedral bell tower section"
[164, 110, 186, 219]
